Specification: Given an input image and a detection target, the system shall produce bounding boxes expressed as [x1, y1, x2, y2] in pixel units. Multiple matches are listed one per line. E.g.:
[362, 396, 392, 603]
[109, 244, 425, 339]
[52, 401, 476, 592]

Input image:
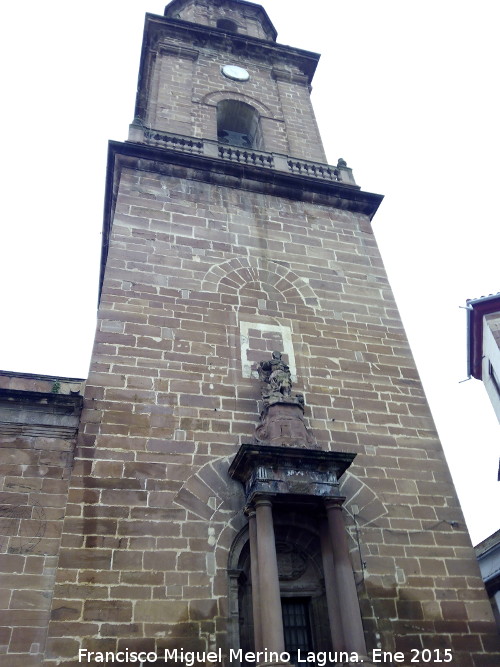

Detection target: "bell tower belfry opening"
[33, 1, 500, 666]
[217, 100, 262, 150]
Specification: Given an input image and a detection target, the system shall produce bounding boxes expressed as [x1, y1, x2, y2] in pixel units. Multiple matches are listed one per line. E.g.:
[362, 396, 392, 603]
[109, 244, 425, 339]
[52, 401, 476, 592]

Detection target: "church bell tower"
[42, 2, 499, 666]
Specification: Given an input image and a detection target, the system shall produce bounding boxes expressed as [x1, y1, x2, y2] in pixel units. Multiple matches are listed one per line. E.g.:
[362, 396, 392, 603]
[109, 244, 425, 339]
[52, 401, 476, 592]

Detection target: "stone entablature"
[0, 372, 84, 437]
[229, 442, 355, 504]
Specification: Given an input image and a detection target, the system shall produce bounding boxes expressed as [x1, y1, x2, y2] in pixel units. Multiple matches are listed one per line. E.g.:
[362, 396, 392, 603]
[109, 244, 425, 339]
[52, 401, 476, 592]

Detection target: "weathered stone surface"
[0, 3, 496, 666]
[0, 372, 83, 660]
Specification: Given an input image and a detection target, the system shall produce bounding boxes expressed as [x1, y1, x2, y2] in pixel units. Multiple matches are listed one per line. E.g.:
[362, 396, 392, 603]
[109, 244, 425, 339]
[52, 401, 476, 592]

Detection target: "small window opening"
[217, 100, 262, 149]
[217, 18, 238, 33]
[282, 597, 314, 662]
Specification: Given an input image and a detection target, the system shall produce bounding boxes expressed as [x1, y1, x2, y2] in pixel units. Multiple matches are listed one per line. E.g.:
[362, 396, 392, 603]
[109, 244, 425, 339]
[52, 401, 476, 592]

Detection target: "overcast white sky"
[1, 1, 499, 545]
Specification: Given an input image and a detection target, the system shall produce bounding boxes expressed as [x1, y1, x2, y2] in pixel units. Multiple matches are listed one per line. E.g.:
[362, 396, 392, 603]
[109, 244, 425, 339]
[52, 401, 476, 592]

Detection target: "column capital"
[324, 496, 346, 511]
[254, 495, 273, 509]
[244, 505, 256, 518]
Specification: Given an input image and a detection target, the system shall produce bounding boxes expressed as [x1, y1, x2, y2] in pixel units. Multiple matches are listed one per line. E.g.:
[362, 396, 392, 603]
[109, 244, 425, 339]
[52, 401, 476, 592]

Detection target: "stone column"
[254, 496, 286, 654]
[324, 499, 367, 656]
[247, 508, 263, 652]
[320, 520, 345, 651]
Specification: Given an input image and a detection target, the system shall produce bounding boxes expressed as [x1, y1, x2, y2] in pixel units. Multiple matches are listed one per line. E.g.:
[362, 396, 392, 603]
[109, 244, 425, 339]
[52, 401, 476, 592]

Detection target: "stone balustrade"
[287, 158, 340, 181]
[128, 123, 357, 185]
[143, 128, 204, 153]
[217, 144, 274, 168]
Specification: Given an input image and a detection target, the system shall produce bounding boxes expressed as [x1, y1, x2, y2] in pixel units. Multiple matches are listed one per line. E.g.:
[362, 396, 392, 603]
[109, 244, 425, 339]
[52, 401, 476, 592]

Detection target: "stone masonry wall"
[168, 0, 275, 42]
[0, 373, 83, 666]
[43, 166, 499, 666]
[144, 32, 326, 162]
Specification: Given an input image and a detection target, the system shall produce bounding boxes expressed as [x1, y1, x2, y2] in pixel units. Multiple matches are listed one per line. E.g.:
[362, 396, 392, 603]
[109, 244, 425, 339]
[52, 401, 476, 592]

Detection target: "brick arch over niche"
[200, 90, 275, 118]
[198, 90, 280, 147]
[173, 456, 245, 523]
[340, 471, 388, 528]
[339, 471, 389, 580]
[172, 456, 249, 591]
[201, 257, 319, 309]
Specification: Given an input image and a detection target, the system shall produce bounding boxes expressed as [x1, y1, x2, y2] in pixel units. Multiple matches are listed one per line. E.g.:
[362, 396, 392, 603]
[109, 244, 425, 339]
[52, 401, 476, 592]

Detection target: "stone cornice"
[0, 370, 85, 384]
[146, 13, 320, 73]
[0, 386, 83, 439]
[0, 387, 83, 413]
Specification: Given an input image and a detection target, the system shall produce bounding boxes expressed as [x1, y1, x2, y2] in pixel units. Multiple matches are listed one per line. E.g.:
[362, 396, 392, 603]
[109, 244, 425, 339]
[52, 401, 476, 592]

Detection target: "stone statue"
[254, 351, 317, 448]
[258, 351, 292, 399]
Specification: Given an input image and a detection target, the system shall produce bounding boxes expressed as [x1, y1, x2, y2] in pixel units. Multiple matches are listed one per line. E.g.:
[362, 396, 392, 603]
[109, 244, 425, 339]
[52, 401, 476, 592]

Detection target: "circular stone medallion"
[221, 64, 250, 81]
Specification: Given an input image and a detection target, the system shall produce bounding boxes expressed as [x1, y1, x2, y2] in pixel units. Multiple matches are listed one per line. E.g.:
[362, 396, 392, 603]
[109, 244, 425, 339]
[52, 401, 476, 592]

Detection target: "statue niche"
[254, 351, 317, 448]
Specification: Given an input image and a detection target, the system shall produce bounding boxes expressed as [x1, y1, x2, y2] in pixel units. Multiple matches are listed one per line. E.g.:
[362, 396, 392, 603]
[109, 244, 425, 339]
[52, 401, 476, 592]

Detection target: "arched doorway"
[228, 510, 333, 666]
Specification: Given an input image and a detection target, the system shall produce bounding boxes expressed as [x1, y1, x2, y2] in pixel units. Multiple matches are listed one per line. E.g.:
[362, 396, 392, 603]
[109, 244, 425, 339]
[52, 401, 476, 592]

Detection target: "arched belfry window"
[217, 100, 262, 149]
[217, 18, 238, 33]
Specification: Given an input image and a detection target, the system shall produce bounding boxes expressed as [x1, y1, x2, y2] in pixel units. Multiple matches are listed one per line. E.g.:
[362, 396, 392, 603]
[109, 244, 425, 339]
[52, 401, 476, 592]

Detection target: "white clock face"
[221, 64, 250, 82]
